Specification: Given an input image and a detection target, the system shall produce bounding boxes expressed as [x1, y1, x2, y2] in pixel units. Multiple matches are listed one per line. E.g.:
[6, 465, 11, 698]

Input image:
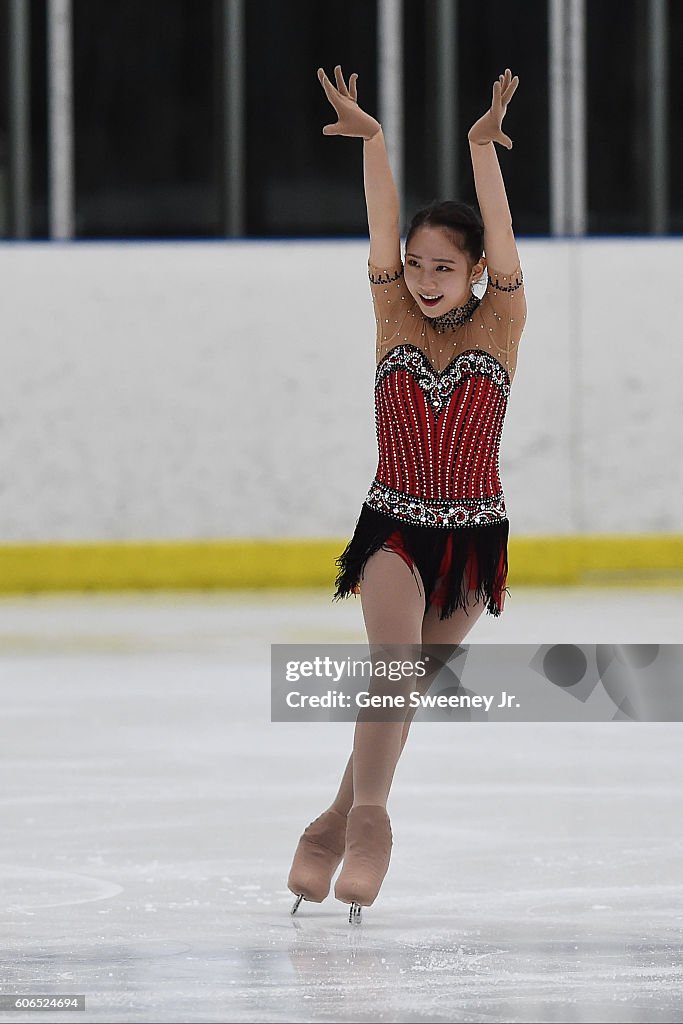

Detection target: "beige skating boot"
[287, 809, 348, 914]
[333, 804, 392, 923]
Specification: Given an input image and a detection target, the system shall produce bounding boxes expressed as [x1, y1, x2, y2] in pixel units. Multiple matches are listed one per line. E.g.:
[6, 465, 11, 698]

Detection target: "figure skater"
[287, 65, 526, 923]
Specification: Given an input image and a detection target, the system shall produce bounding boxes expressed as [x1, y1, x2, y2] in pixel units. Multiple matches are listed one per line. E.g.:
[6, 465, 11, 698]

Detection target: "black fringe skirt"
[333, 503, 509, 619]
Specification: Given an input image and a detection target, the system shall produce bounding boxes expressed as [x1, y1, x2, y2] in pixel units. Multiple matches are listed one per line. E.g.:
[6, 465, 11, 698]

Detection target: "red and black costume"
[333, 258, 526, 619]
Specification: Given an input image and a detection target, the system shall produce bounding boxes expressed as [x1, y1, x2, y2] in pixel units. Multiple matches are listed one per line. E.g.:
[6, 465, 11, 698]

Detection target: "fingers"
[498, 68, 519, 104]
[318, 67, 337, 102]
[503, 76, 519, 103]
[318, 67, 335, 93]
[319, 64, 359, 102]
[334, 64, 350, 97]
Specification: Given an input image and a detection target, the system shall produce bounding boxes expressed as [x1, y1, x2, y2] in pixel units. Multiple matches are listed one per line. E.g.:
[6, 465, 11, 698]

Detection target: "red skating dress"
[333, 256, 526, 619]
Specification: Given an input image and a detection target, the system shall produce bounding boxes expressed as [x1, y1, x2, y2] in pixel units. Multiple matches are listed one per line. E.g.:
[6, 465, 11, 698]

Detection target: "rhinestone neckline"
[428, 292, 481, 333]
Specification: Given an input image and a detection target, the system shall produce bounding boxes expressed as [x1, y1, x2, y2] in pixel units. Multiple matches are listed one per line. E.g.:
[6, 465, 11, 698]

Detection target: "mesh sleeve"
[368, 260, 421, 362]
[475, 263, 527, 380]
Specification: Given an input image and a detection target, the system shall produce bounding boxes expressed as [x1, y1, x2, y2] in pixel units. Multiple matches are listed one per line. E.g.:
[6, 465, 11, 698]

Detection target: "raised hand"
[317, 64, 381, 141]
[468, 68, 519, 149]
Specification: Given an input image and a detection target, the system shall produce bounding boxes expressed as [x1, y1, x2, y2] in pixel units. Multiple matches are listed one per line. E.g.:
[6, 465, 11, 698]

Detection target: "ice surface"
[0, 586, 682, 1023]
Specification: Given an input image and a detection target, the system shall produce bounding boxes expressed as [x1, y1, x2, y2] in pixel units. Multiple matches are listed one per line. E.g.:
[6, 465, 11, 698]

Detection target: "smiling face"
[404, 225, 486, 316]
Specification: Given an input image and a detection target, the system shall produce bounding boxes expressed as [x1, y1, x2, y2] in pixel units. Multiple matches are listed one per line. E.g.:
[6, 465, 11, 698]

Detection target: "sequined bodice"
[364, 344, 510, 528]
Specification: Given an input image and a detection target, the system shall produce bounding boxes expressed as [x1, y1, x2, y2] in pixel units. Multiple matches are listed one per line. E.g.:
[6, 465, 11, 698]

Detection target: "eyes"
[406, 259, 452, 272]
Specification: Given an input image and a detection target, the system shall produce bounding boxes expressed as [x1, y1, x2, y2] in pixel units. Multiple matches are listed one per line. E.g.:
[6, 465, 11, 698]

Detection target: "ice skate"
[334, 805, 392, 923]
[287, 808, 347, 913]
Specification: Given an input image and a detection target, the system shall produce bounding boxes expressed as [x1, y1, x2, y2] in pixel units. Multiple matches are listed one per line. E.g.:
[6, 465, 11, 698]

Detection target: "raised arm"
[467, 69, 521, 275]
[318, 65, 401, 269]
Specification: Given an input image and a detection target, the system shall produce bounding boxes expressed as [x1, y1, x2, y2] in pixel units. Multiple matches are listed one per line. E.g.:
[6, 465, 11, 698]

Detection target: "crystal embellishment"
[429, 292, 481, 333]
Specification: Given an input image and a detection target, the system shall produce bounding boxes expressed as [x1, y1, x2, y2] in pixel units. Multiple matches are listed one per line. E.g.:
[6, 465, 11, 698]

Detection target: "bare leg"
[327, 587, 488, 816]
[333, 565, 491, 910]
[328, 727, 413, 816]
[401, 590, 489, 746]
[350, 547, 426, 808]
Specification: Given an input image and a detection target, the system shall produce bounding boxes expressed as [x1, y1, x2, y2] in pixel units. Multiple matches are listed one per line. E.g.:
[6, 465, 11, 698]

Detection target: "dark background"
[0, 0, 678, 239]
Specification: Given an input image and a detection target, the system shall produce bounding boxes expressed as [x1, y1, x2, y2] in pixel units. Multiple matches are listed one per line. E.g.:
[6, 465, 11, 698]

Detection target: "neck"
[429, 291, 481, 333]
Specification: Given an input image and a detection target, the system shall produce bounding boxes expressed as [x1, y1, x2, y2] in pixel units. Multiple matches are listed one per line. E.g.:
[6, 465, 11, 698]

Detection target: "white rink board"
[0, 238, 680, 541]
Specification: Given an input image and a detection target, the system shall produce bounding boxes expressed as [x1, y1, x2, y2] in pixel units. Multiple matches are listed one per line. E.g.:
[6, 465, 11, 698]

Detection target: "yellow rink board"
[0, 535, 682, 592]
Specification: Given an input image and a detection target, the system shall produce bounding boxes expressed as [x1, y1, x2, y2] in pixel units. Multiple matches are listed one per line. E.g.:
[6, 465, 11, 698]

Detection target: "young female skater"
[287, 65, 526, 923]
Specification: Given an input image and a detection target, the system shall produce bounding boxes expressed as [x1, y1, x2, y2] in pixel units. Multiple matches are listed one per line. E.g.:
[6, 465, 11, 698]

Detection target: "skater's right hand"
[317, 65, 381, 140]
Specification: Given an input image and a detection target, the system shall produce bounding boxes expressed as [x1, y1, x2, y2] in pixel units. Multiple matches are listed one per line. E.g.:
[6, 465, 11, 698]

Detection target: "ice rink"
[1, 585, 682, 1023]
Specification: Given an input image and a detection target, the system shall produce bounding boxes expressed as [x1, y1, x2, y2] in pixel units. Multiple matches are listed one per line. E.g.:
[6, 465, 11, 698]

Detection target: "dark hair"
[405, 200, 484, 268]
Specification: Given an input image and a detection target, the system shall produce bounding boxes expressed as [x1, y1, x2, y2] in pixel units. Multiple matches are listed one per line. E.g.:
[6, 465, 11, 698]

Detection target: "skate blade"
[349, 901, 362, 924]
[290, 894, 304, 915]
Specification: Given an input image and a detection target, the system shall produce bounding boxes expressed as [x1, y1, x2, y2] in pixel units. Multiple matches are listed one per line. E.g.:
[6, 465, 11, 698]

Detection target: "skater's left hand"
[468, 69, 519, 149]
